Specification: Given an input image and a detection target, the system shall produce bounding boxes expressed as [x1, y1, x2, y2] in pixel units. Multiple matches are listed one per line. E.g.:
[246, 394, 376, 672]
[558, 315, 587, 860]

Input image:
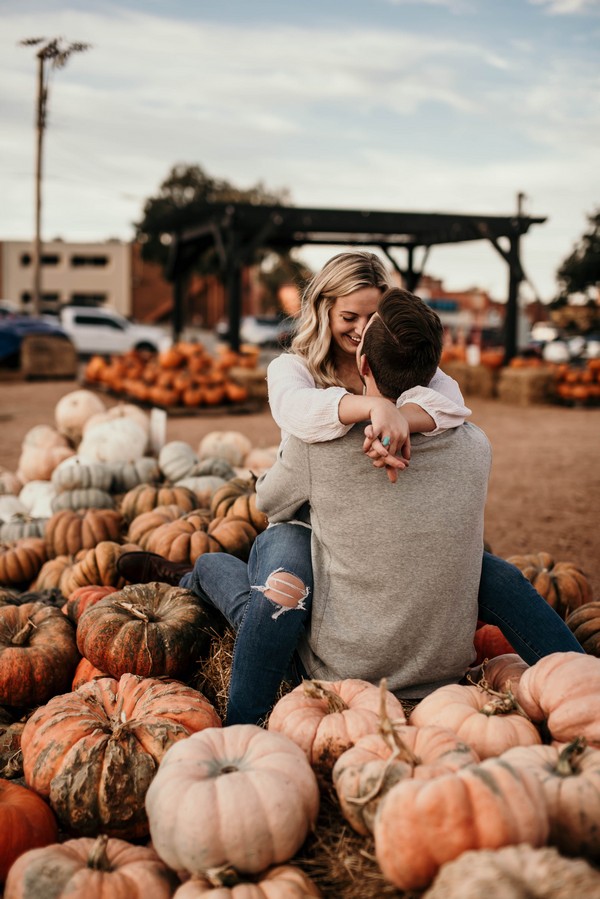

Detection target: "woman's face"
[328, 287, 381, 359]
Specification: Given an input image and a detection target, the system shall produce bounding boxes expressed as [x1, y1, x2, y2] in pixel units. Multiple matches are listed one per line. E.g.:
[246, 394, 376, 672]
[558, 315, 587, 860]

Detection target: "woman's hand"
[363, 400, 411, 483]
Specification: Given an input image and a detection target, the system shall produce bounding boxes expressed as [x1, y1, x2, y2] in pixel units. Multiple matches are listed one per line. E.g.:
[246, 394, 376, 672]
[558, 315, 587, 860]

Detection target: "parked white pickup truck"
[54, 307, 172, 356]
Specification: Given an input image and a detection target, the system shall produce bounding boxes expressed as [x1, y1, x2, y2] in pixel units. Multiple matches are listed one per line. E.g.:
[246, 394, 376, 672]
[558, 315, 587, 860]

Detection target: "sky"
[1, 0, 599, 303]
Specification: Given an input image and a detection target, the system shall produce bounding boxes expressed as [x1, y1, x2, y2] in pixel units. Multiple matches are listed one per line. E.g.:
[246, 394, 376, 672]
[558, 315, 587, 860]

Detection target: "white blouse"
[267, 353, 471, 443]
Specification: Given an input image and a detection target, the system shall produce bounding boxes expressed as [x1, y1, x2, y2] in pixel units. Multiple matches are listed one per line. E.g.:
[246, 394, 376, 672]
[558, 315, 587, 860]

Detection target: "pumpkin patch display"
[268, 679, 406, 784]
[76, 582, 214, 679]
[146, 724, 319, 876]
[45, 509, 123, 557]
[3, 834, 178, 899]
[173, 866, 322, 898]
[0, 602, 79, 706]
[21, 674, 221, 838]
[506, 551, 593, 619]
[373, 757, 549, 891]
[0, 779, 58, 882]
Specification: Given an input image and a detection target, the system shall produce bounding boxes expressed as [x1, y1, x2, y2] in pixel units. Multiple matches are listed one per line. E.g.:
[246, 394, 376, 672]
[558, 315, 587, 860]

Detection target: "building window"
[69, 293, 108, 306]
[20, 253, 61, 266]
[21, 292, 61, 306]
[70, 255, 109, 267]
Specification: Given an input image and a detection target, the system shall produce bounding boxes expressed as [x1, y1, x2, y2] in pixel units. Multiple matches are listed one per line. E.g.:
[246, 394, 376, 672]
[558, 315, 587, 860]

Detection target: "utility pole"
[20, 37, 90, 316]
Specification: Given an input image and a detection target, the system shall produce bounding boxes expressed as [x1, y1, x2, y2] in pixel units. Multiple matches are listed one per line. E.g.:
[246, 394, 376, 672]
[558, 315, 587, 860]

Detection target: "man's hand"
[363, 422, 411, 484]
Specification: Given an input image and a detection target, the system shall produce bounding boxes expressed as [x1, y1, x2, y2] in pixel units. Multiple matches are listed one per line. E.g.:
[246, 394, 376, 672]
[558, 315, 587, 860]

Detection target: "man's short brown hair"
[361, 287, 443, 399]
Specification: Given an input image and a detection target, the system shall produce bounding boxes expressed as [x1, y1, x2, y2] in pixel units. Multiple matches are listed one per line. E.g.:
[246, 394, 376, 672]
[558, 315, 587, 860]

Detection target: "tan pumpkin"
[0, 538, 48, 587]
[566, 601, 600, 656]
[207, 515, 258, 561]
[45, 509, 123, 557]
[268, 678, 406, 784]
[126, 504, 187, 549]
[374, 757, 549, 891]
[0, 602, 80, 706]
[76, 583, 214, 679]
[0, 778, 58, 883]
[146, 724, 319, 876]
[422, 844, 600, 899]
[506, 551, 593, 618]
[145, 510, 213, 564]
[516, 651, 600, 745]
[409, 680, 541, 759]
[32, 552, 84, 591]
[21, 674, 221, 838]
[17, 445, 75, 484]
[58, 541, 140, 596]
[198, 430, 252, 467]
[4, 834, 178, 899]
[120, 484, 198, 522]
[210, 474, 258, 519]
[173, 866, 322, 898]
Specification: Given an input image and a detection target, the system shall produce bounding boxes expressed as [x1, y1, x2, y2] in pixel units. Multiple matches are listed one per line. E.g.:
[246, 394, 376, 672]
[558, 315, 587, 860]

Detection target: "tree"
[557, 209, 600, 300]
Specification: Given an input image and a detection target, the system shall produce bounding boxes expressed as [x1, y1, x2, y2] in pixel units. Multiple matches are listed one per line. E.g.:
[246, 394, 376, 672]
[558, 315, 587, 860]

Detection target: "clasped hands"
[363, 398, 411, 484]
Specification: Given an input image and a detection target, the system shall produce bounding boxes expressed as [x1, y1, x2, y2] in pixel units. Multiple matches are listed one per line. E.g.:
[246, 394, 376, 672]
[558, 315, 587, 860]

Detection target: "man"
[118, 288, 492, 718]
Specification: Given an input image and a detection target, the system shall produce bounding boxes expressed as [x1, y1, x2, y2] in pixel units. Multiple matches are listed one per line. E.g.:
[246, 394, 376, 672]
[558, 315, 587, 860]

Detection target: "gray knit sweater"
[256, 422, 492, 698]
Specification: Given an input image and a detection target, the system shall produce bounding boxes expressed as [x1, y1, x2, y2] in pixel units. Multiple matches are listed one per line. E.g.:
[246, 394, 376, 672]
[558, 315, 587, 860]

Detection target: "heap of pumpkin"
[552, 358, 600, 405]
[2, 392, 600, 896]
[83, 341, 261, 409]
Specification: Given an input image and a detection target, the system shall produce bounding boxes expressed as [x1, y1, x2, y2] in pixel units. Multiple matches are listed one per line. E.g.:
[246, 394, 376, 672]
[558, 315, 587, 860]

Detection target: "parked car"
[215, 314, 296, 348]
[49, 306, 172, 356]
[0, 312, 72, 364]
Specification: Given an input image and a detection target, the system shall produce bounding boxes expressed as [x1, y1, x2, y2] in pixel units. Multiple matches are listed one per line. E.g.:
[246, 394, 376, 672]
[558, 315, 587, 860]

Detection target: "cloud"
[530, 0, 600, 14]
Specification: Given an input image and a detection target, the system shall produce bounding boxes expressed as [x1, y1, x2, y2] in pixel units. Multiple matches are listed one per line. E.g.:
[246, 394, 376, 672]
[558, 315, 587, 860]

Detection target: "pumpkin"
[516, 651, 600, 745]
[71, 657, 107, 689]
[0, 468, 22, 497]
[82, 402, 151, 438]
[0, 538, 47, 587]
[107, 457, 161, 494]
[501, 737, 600, 859]
[58, 541, 139, 596]
[51, 488, 116, 513]
[210, 474, 260, 520]
[268, 679, 406, 783]
[0, 516, 47, 544]
[21, 424, 71, 450]
[198, 431, 253, 467]
[146, 724, 319, 875]
[0, 496, 28, 523]
[17, 480, 56, 518]
[78, 418, 148, 465]
[65, 585, 118, 624]
[243, 446, 278, 472]
[4, 834, 178, 898]
[45, 509, 123, 557]
[409, 681, 541, 759]
[473, 652, 529, 693]
[21, 674, 221, 838]
[173, 866, 322, 898]
[0, 779, 58, 882]
[51, 459, 113, 493]
[158, 441, 199, 482]
[333, 721, 479, 835]
[373, 757, 549, 891]
[32, 553, 84, 591]
[566, 601, 600, 656]
[54, 390, 107, 444]
[0, 717, 25, 779]
[506, 551, 593, 618]
[76, 582, 214, 679]
[17, 445, 75, 484]
[473, 623, 516, 664]
[174, 475, 227, 509]
[120, 484, 198, 523]
[206, 516, 258, 561]
[145, 511, 214, 564]
[126, 504, 187, 549]
[422, 844, 600, 899]
[0, 602, 79, 706]
[194, 456, 236, 480]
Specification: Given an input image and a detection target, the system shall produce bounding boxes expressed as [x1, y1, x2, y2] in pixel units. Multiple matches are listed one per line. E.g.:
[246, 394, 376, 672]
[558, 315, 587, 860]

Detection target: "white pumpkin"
[83, 402, 150, 437]
[18, 480, 57, 519]
[243, 446, 279, 472]
[22, 424, 71, 450]
[51, 458, 113, 493]
[78, 418, 148, 464]
[197, 430, 253, 467]
[0, 495, 28, 522]
[0, 467, 22, 496]
[108, 457, 161, 494]
[174, 475, 226, 508]
[159, 441, 199, 482]
[55, 389, 107, 444]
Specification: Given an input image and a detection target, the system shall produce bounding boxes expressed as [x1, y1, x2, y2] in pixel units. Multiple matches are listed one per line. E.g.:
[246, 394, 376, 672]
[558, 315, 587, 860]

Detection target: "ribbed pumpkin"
[65, 585, 118, 624]
[194, 456, 236, 480]
[198, 431, 252, 467]
[126, 504, 186, 549]
[51, 488, 115, 513]
[516, 651, 600, 745]
[566, 601, 600, 656]
[58, 541, 139, 596]
[506, 551, 593, 619]
[501, 737, 600, 859]
[174, 475, 227, 509]
[145, 510, 212, 564]
[173, 866, 322, 898]
[21, 674, 221, 838]
[107, 457, 161, 495]
[51, 460, 113, 493]
[146, 724, 319, 876]
[4, 834, 178, 899]
[32, 552, 85, 591]
[206, 516, 258, 561]
[409, 681, 541, 759]
[475, 653, 529, 693]
[0, 516, 47, 544]
[71, 657, 107, 689]
[268, 679, 406, 784]
[0, 538, 48, 587]
[120, 484, 198, 523]
[374, 757, 549, 891]
[76, 583, 213, 679]
[0, 602, 79, 706]
[45, 509, 123, 557]
[473, 623, 515, 664]
[210, 475, 267, 531]
[158, 441, 199, 482]
[0, 779, 58, 882]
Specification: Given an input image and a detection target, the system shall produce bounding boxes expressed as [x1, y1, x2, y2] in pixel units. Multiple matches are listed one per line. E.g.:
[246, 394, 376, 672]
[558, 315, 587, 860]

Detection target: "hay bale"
[20, 335, 78, 379]
[497, 367, 557, 406]
[228, 365, 268, 400]
[465, 365, 500, 399]
[440, 361, 469, 396]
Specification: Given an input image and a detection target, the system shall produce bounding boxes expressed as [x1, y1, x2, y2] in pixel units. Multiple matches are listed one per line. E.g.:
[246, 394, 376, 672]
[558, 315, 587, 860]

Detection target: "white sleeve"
[267, 353, 353, 443]
[397, 367, 471, 436]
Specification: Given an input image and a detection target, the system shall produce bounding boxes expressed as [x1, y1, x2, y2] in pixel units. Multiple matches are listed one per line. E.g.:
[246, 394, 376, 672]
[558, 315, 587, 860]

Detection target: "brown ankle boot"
[116, 551, 193, 586]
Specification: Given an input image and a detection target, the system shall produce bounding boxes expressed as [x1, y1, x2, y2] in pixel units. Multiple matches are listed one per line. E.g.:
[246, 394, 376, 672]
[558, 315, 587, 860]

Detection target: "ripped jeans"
[180, 523, 312, 726]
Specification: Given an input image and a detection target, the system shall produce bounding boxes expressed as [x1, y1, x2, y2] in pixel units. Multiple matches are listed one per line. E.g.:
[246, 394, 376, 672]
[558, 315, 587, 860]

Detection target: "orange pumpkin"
[506, 551, 593, 619]
[120, 484, 197, 523]
[0, 779, 58, 882]
[126, 504, 186, 549]
[173, 866, 322, 898]
[0, 538, 47, 587]
[65, 585, 118, 624]
[44, 509, 123, 558]
[473, 623, 515, 664]
[71, 657, 106, 690]
[58, 541, 140, 596]
[566, 601, 600, 656]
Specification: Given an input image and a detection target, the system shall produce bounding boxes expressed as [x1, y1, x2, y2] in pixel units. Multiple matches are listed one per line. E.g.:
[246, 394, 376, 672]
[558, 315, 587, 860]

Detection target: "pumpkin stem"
[11, 618, 36, 646]
[474, 671, 531, 720]
[377, 678, 420, 766]
[555, 736, 587, 777]
[87, 834, 113, 872]
[303, 679, 349, 713]
[206, 865, 242, 888]
[114, 601, 154, 622]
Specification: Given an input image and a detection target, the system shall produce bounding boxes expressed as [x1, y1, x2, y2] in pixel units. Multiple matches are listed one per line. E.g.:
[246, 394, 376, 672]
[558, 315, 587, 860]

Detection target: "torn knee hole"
[264, 570, 306, 608]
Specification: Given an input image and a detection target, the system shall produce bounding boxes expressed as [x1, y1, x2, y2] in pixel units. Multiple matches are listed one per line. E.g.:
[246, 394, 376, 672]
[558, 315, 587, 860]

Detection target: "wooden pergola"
[160, 202, 546, 360]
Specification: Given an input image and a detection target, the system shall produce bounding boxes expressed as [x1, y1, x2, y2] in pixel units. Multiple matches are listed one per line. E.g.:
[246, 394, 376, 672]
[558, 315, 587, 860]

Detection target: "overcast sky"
[2, 0, 599, 302]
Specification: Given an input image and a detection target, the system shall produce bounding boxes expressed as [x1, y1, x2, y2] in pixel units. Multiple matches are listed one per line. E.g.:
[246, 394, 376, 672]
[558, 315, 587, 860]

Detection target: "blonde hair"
[290, 251, 392, 387]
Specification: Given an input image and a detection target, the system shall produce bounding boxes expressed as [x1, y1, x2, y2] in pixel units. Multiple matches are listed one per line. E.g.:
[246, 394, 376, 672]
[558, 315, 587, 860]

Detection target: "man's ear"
[359, 353, 371, 379]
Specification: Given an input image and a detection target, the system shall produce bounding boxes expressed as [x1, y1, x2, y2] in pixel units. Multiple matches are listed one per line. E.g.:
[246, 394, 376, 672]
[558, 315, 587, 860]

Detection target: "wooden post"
[32, 53, 45, 317]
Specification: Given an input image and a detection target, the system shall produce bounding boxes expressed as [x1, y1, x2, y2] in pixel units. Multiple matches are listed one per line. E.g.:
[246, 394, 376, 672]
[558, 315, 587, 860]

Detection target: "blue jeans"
[182, 531, 584, 725]
[180, 522, 312, 725]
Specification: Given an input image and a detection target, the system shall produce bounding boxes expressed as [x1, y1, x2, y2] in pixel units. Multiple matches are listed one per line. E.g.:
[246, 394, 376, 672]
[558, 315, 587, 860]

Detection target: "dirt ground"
[1, 375, 599, 597]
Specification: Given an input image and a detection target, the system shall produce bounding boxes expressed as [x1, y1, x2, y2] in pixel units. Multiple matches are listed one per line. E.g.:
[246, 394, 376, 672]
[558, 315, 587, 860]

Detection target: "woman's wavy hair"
[290, 251, 391, 387]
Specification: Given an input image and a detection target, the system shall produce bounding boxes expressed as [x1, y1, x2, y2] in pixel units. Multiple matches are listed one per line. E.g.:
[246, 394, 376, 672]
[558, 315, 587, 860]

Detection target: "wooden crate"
[20, 335, 78, 379]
